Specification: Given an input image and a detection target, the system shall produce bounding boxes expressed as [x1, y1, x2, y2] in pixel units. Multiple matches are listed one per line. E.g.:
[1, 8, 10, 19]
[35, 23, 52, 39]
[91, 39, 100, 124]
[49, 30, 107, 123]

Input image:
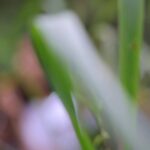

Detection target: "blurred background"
[0, 0, 150, 150]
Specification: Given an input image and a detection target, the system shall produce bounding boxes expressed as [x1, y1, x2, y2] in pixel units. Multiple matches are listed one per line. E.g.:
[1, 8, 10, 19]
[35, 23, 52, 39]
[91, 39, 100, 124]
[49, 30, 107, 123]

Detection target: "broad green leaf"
[31, 22, 95, 150]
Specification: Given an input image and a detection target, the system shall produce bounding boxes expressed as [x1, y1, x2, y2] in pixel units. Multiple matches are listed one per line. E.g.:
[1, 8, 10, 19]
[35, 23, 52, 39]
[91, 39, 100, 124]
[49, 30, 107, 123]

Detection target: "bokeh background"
[0, 0, 150, 149]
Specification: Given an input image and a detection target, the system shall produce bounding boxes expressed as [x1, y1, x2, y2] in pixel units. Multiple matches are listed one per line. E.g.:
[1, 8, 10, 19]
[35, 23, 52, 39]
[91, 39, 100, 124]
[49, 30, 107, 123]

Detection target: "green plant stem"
[118, 0, 144, 102]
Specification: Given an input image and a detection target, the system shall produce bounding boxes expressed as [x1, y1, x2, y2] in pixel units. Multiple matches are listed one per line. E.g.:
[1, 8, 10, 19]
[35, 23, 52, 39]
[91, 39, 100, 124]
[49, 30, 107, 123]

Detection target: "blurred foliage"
[66, 0, 117, 46]
[0, 0, 150, 150]
[0, 0, 42, 71]
[1, 0, 150, 73]
[0, 0, 118, 73]
[67, 0, 117, 26]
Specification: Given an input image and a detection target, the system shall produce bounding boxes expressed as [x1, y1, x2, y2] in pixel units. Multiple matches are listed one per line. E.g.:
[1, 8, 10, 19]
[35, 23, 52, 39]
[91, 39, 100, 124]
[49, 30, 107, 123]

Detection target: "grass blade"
[118, 1, 145, 148]
[118, 0, 144, 101]
[30, 23, 95, 150]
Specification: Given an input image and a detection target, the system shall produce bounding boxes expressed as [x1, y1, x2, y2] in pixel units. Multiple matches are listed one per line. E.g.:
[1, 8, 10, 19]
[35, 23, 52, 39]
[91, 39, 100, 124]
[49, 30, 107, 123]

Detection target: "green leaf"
[30, 23, 95, 150]
[118, 0, 145, 101]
